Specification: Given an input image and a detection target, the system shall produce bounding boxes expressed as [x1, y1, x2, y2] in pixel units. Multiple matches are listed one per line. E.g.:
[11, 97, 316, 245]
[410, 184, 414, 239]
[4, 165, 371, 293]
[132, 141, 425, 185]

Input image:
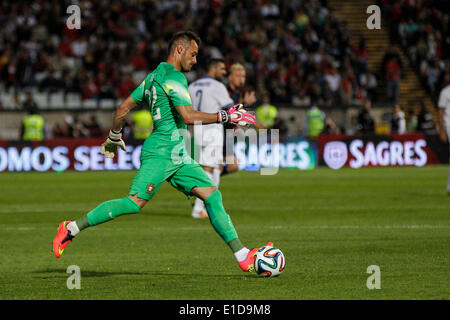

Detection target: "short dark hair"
[167, 31, 201, 55]
[207, 58, 225, 70]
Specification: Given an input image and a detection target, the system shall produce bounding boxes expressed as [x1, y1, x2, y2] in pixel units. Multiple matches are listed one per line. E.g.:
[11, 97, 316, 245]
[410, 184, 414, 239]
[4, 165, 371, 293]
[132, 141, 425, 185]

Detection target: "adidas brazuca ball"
[253, 246, 286, 277]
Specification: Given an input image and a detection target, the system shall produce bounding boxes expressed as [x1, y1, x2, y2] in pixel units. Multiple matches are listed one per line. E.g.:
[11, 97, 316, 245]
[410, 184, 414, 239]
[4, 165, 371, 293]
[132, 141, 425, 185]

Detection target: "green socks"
[75, 196, 141, 230]
[72, 190, 244, 255]
[204, 189, 243, 252]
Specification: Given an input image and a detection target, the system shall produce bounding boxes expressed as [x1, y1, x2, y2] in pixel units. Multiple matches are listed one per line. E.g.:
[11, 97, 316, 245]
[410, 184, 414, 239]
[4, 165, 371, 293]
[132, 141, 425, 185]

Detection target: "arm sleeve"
[165, 73, 192, 107]
[130, 80, 145, 105]
[215, 83, 235, 109]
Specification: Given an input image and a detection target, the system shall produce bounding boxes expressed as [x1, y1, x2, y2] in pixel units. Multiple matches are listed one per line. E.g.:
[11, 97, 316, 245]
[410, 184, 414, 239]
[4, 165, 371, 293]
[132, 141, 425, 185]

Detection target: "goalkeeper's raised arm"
[101, 96, 138, 158]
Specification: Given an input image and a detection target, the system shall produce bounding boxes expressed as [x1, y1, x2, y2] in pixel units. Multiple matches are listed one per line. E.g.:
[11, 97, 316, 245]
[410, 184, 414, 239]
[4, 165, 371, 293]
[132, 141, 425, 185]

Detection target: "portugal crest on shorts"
[146, 183, 155, 194]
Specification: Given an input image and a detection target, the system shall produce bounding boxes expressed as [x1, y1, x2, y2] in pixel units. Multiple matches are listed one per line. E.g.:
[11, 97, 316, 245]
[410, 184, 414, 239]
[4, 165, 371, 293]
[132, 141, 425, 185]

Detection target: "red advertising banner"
[317, 133, 448, 169]
[0, 138, 142, 172]
[0, 134, 447, 172]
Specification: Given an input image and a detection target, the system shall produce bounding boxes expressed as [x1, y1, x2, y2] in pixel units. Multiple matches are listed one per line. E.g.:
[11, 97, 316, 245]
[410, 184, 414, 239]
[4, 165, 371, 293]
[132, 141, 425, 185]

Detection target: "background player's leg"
[221, 155, 239, 176]
[213, 167, 221, 187]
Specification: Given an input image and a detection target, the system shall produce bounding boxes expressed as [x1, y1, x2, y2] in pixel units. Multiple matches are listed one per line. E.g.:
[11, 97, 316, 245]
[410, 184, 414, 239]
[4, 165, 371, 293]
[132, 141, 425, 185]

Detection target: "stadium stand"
[0, 0, 446, 139]
[379, 0, 449, 124]
[0, 0, 369, 111]
[329, 0, 443, 125]
[380, 0, 450, 99]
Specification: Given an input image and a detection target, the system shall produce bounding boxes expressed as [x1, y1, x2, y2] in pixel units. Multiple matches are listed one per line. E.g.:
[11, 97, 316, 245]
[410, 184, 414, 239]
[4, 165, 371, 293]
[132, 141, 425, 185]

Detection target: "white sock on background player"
[213, 168, 221, 188]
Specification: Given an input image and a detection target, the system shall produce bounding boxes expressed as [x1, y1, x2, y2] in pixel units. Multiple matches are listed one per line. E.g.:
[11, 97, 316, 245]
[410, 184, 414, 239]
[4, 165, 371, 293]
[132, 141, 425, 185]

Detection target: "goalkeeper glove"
[101, 129, 126, 158]
[217, 104, 256, 126]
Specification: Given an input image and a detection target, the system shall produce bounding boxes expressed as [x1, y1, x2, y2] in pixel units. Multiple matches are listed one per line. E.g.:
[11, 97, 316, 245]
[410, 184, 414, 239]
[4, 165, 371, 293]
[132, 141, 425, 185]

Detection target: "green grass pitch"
[0, 166, 449, 299]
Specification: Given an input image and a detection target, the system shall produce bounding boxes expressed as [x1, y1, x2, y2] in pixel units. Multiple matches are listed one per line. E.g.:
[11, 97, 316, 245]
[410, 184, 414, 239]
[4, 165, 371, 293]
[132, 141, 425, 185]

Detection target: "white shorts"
[193, 124, 224, 169]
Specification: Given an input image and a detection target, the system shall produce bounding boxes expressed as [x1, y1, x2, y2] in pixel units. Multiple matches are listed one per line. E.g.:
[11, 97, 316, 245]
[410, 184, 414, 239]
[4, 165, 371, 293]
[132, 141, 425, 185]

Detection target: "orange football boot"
[53, 221, 74, 258]
[238, 242, 273, 272]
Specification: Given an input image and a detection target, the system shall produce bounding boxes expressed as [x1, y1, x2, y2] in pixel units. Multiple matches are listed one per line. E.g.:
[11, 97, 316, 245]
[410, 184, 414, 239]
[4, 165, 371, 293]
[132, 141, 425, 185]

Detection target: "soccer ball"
[253, 246, 286, 277]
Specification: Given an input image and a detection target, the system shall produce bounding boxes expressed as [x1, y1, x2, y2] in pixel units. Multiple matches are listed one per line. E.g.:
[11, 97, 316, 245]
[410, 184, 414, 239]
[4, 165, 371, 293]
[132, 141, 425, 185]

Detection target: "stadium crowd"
[381, 0, 450, 99]
[0, 0, 376, 110]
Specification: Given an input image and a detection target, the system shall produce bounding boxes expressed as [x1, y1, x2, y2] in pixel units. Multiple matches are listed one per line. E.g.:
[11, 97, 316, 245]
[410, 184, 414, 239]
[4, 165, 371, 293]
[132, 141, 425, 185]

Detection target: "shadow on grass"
[31, 268, 254, 279]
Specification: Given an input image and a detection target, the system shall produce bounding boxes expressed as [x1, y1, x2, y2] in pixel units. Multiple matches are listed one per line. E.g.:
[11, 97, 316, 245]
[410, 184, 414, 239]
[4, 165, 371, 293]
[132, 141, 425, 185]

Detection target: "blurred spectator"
[63, 72, 81, 97]
[345, 113, 359, 135]
[357, 100, 375, 133]
[354, 38, 369, 74]
[84, 115, 103, 137]
[12, 92, 20, 110]
[227, 63, 264, 129]
[82, 75, 99, 101]
[227, 63, 255, 105]
[52, 122, 65, 138]
[21, 108, 44, 141]
[416, 101, 436, 135]
[390, 104, 406, 134]
[322, 116, 340, 135]
[421, 59, 441, 96]
[272, 116, 288, 140]
[97, 72, 116, 100]
[72, 117, 89, 138]
[340, 70, 355, 105]
[359, 71, 378, 103]
[324, 64, 341, 104]
[62, 115, 74, 137]
[304, 105, 325, 138]
[407, 108, 418, 133]
[39, 70, 65, 93]
[382, 46, 403, 104]
[116, 73, 137, 99]
[21, 91, 38, 112]
[256, 93, 278, 129]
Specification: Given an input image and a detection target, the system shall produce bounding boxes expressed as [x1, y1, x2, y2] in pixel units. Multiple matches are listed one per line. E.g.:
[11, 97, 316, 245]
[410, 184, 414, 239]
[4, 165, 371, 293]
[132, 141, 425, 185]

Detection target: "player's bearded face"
[216, 63, 227, 80]
[180, 40, 198, 72]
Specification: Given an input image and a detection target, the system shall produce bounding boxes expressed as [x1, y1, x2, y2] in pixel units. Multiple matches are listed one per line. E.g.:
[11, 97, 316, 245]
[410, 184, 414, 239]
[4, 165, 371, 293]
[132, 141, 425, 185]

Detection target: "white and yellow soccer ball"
[253, 246, 286, 277]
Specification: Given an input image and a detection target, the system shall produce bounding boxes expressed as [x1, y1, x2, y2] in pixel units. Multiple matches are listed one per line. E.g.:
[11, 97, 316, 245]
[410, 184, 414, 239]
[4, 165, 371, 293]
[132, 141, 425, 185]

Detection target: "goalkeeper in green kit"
[53, 31, 271, 272]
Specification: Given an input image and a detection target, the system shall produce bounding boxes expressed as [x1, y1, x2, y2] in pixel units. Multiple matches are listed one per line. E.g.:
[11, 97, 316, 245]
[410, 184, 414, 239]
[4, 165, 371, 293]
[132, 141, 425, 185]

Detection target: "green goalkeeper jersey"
[130, 62, 193, 159]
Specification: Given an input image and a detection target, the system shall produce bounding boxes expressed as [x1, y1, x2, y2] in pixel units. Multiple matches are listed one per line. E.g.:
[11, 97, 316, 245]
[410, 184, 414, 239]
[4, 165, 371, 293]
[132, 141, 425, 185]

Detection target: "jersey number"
[145, 87, 161, 120]
[195, 89, 203, 111]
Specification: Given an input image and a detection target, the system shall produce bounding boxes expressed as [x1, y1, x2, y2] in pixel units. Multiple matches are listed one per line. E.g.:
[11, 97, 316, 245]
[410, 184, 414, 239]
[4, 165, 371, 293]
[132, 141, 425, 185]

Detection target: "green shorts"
[128, 151, 214, 200]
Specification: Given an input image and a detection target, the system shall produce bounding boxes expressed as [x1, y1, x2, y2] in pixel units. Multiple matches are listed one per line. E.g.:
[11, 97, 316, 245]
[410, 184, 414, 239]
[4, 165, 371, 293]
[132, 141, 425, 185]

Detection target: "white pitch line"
[0, 202, 184, 214]
[1, 225, 449, 232]
[295, 225, 450, 229]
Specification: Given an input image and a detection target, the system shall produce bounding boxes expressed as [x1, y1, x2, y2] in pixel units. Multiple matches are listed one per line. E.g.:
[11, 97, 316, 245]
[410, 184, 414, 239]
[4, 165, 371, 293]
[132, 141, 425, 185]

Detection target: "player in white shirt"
[189, 59, 235, 218]
[437, 73, 450, 195]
